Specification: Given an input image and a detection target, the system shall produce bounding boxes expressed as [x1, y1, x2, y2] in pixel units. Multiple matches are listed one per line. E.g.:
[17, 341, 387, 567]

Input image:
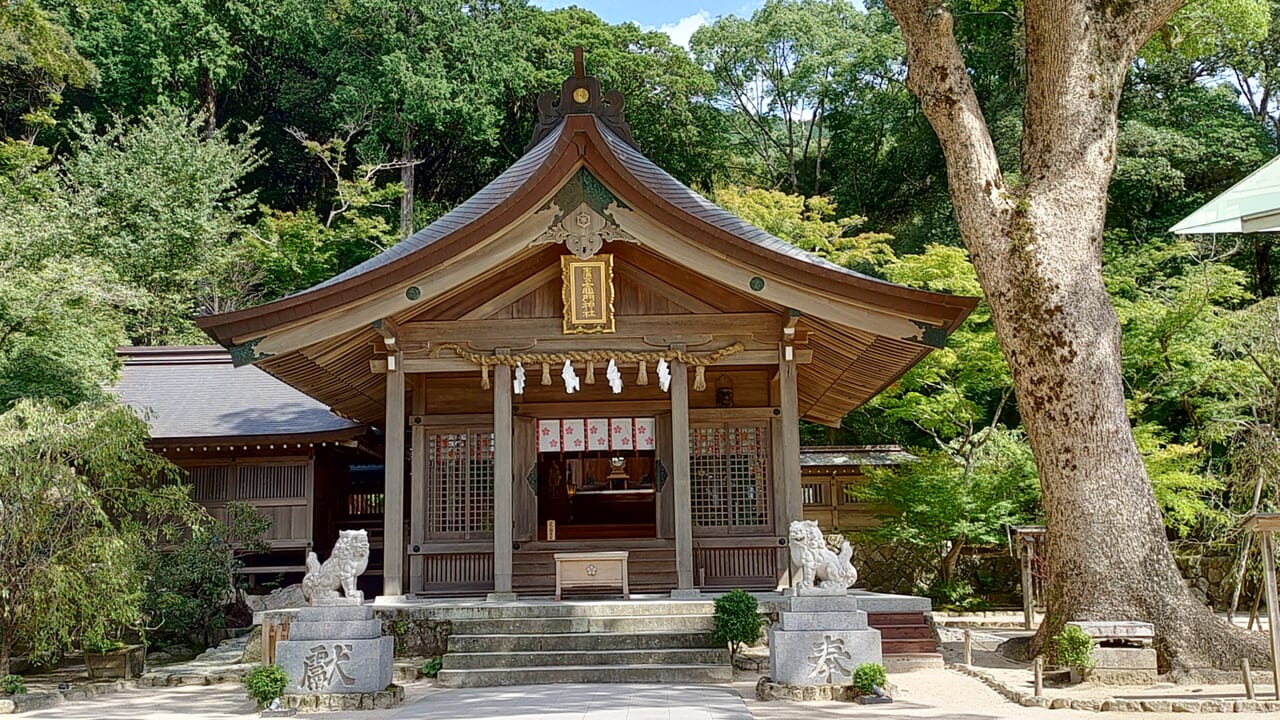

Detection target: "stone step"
[436, 663, 734, 688]
[868, 611, 928, 626]
[875, 625, 934, 640]
[448, 614, 713, 635]
[883, 652, 945, 673]
[448, 630, 718, 653]
[427, 601, 714, 620]
[882, 639, 938, 654]
[442, 647, 730, 669]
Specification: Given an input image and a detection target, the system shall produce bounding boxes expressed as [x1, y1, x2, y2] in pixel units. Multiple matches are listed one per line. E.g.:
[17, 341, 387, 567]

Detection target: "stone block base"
[778, 610, 867, 631]
[295, 605, 373, 623]
[287, 620, 383, 641]
[277, 636, 394, 694]
[276, 684, 404, 712]
[768, 627, 882, 686]
[1089, 646, 1158, 685]
[755, 677, 899, 702]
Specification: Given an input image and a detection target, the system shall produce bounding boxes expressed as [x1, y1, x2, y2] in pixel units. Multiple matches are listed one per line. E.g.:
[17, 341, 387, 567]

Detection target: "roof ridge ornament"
[527, 46, 638, 151]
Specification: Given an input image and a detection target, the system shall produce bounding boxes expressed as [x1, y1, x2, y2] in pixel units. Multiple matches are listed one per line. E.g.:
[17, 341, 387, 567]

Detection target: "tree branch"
[882, 0, 1013, 253]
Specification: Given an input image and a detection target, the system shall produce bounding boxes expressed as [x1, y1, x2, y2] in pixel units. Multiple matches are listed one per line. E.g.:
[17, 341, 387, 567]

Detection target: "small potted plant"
[1050, 625, 1096, 683]
[82, 628, 146, 680]
[852, 662, 892, 704]
[244, 664, 290, 714]
[2, 674, 26, 696]
[711, 589, 763, 664]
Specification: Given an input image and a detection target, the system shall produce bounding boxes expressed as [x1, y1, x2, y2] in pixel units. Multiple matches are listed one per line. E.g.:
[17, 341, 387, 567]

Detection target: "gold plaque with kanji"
[561, 254, 615, 334]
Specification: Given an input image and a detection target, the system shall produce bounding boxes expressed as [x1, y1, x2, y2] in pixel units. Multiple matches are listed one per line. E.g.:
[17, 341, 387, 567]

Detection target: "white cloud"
[657, 11, 710, 50]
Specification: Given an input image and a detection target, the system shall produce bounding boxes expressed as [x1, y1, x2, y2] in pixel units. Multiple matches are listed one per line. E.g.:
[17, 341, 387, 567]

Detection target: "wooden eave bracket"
[372, 318, 400, 349]
[783, 308, 801, 343]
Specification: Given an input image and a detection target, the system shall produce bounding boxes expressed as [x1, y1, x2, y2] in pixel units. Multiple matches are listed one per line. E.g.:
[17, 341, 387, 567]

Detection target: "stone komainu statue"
[789, 520, 858, 593]
[302, 529, 371, 603]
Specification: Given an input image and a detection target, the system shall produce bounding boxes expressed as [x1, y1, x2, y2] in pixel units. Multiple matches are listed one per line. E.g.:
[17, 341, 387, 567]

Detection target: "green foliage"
[1142, 0, 1268, 59]
[0, 0, 97, 141]
[247, 128, 403, 299]
[421, 657, 442, 678]
[851, 662, 886, 694]
[0, 399, 196, 676]
[862, 245, 1009, 448]
[692, 0, 888, 194]
[856, 433, 1039, 585]
[925, 579, 991, 611]
[711, 589, 762, 658]
[1, 674, 25, 695]
[60, 107, 262, 343]
[0, 256, 135, 408]
[1051, 626, 1096, 669]
[243, 664, 289, 706]
[81, 629, 126, 654]
[143, 501, 269, 648]
[713, 186, 895, 270]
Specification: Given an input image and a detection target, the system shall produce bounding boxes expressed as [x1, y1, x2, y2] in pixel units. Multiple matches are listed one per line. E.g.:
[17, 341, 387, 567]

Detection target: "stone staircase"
[867, 611, 938, 655]
[436, 601, 732, 687]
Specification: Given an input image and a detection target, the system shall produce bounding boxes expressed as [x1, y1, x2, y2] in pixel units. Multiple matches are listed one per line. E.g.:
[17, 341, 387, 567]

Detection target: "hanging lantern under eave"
[716, 374, 735, 408]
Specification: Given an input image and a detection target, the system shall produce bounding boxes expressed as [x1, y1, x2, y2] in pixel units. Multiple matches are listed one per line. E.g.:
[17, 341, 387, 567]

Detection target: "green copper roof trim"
[228, 337, 273, 367]
[542, 168, 630, 219]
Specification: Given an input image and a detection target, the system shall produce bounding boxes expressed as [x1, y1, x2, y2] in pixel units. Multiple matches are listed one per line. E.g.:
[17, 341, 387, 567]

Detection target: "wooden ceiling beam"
[369, 349, 811, 374]
[400, 313, 778, 344]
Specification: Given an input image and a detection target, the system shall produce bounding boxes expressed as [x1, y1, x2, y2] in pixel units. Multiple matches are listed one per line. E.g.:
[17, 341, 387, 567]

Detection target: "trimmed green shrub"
[421, 657, 442, 678]
[243, 664, 289, 706]
[711, 589, 762, 659]
[1052, 625, 1096, 668]
[2, 675, 26, 695]
[852, 663, 887, 695]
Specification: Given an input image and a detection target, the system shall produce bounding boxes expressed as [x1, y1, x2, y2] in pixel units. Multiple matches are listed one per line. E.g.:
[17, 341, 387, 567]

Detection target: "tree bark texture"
[400, 127, 416, 238]
[883, 0, 1269, 671]
[1256, 238, 1274, 299]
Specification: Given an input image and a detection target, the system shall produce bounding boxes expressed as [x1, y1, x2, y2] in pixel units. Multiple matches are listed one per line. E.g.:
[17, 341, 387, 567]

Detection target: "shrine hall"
[199, 57, 977, 601]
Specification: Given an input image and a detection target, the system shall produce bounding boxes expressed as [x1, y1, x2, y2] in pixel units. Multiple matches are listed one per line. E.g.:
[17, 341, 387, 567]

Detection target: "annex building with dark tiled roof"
[196, 59, 976, 598]
[116, 346, 382, 587]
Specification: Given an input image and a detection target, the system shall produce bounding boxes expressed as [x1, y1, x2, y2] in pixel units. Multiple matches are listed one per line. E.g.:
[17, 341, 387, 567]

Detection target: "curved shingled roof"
[198, 76, 977, 426]
[115, 346, 364, 443]
[201, 114, 972, 349]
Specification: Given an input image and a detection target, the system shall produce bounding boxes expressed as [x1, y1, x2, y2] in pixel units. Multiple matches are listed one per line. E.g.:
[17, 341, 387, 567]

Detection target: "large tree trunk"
[198, 67, 217, 139]
[884, 0, 1269, 672]
[400, 127, 416, 238]
[1256, 238, 1274, 299]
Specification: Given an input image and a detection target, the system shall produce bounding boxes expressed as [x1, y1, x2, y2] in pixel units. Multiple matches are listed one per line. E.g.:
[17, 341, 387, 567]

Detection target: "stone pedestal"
[275, 604, 394, 695]
[768, 595, 882, 686]
[1067, 621, 1158, 686]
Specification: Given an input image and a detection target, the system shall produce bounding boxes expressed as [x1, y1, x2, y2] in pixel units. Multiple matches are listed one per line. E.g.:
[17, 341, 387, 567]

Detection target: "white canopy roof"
[1171, 153, 1280, 235]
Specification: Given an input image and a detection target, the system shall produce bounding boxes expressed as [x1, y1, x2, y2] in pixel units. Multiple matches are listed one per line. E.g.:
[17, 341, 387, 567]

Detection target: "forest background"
[3, 0, 1280, 661]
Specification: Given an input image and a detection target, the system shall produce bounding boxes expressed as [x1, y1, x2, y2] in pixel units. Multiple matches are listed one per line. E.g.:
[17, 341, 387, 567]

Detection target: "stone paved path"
[16, 667, 1280, 720]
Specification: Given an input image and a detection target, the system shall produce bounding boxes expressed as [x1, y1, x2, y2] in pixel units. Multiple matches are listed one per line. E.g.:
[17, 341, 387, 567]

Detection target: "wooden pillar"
[778, 351, 803, 529]
[408, 377, 427, 594]
[671, 358, 695, 594]
[492, 360, 515, 598]
[381, 349, 405, 599]
[1261, 528, 1280, 699]
[1021, 538, 1036, 631]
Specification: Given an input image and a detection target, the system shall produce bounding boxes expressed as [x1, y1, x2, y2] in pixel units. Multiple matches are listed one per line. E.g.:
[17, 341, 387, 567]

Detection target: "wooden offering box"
[554, 551, 630, 600]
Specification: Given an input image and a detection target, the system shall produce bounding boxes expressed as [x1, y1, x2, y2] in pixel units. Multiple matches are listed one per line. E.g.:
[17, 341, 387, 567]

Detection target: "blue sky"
[529, 0, 764, 47]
